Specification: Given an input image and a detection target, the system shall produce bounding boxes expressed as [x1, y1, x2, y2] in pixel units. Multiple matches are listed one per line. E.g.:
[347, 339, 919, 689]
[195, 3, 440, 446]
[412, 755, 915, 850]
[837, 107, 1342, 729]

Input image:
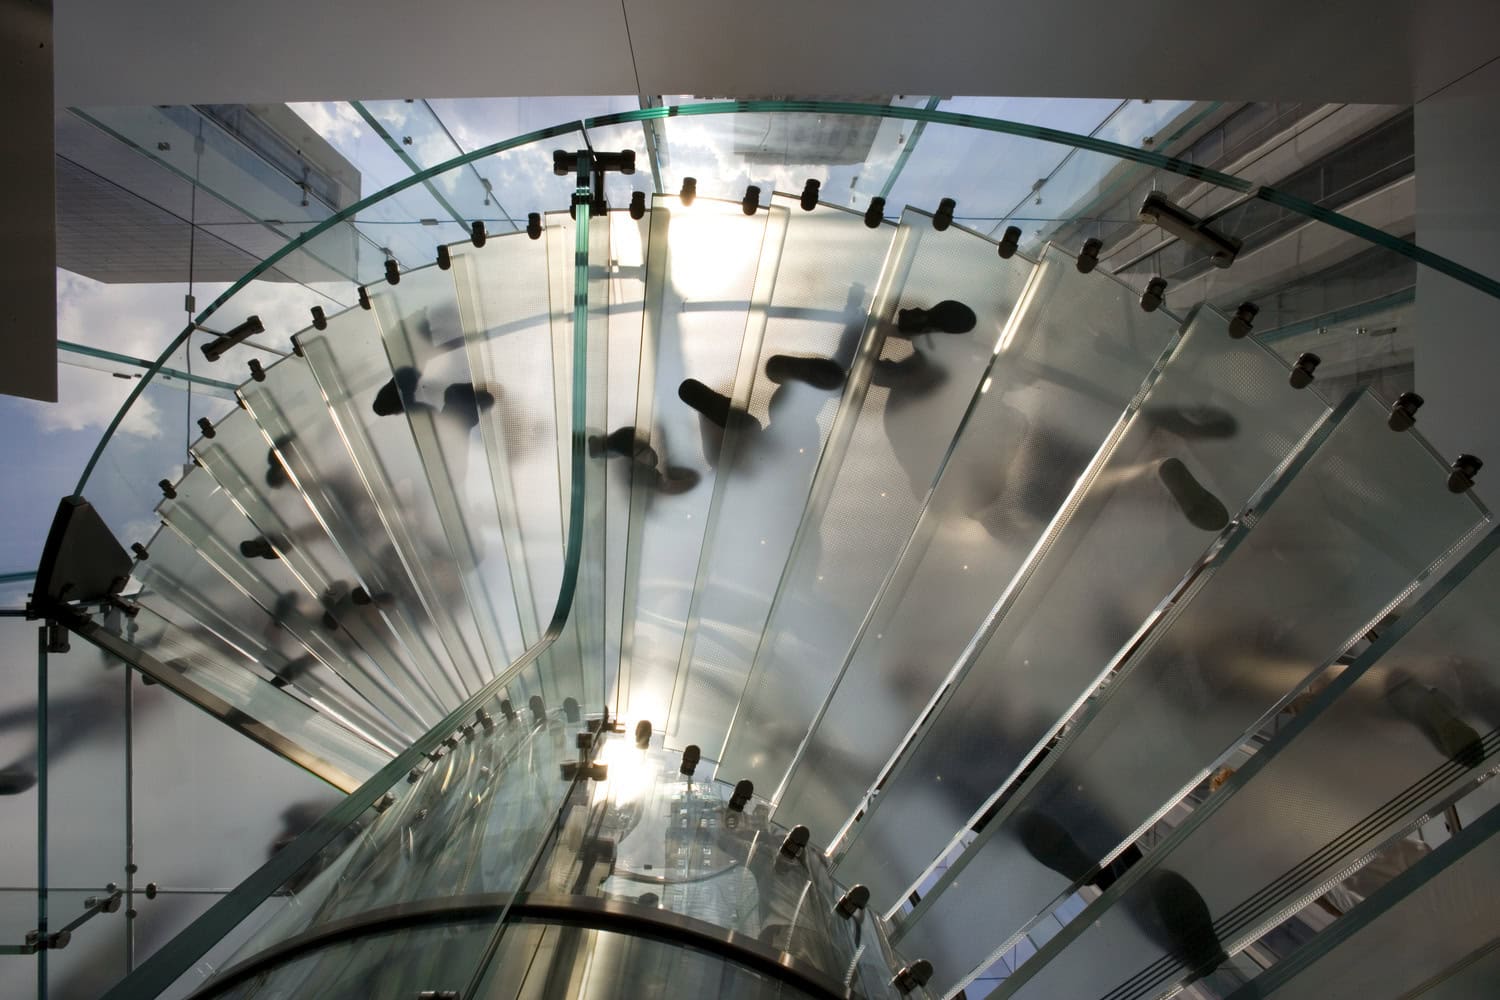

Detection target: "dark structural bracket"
[310, 306, 327, 331]
[779, 825, 810, 860]
[357, 286, 371, 310]
[997, 225, 1022, 259]
[728, 779, 754, 812]
[742, 185, 761, 216]
[1077, 237, 1103, 274]
[554, 148, 636, 214]
[384, 259, 400, 285]
[892, 958, 934, 995]
[629, 190, 646, 220]
[680, 744, 701, 777]
[680, 176, 697, 206]
[197, 416, 216, 439]
[1228, 301, 1259, 339]
[1388, 391, 1424, 432]
[436, 244, 451, 270]
[864, 196, 886, 229]
[835, 884, 870, 918]
[1138, 191, 1243, 268]
[199, 315, 264, 362]
[1289, 352, 1321, 389]
[247, 358, 266, 383]
[1448, 454, 1483, 494]
[1139, 276, 1167, 313]
[470, 220, 487, 248]
[933, 197, 956, 231]
[800, 178, 820, 211]
[526, 212, 543, 240]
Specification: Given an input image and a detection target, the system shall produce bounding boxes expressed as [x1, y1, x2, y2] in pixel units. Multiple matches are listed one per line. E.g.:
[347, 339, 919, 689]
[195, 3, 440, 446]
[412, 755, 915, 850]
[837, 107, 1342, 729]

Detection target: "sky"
[2, 95, 1192, 588]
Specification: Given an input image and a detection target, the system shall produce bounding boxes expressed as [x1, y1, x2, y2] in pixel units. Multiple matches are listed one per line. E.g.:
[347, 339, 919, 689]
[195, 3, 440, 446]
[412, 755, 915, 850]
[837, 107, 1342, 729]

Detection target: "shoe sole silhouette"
[1158, 458, 1229, 531]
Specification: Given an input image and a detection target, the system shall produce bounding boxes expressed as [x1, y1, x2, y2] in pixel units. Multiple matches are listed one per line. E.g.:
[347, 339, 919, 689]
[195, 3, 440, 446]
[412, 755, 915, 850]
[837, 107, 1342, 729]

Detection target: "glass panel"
[775, 243, 1181, 843]
[0, 619, 40, 890]
[716, 207, 1033, 793]
[216, 918, 491, 998]
[298, 306, 500, 697]
[604, 210, 650, 697]
[130, 671, 344, 893]
[133, 523, 401, 752]
[116, 605, 391, 786]
[368, 261, 530, 673]
[1000, 530, 1500, 1000]
[889, 390, 1489, 998]
[452, 232, 562, 650]
[834, 308, 1330, 905]
[614, 195, 782, 727]
[667, 196, 893, 755]
[45, 630, 127, 893]
[211, 699, 570, 963]
[1221, 803, 1500, 1000]
[239, 349, 468, 708]
[159, 465, 427, 741]
[46, 888, 127, 999]
[190, 406, 451, 723]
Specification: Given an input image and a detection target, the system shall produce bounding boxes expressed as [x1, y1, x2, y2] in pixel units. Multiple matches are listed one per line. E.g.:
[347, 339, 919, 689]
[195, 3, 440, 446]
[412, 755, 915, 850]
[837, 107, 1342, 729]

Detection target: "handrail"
[73, 99, 1500, 504]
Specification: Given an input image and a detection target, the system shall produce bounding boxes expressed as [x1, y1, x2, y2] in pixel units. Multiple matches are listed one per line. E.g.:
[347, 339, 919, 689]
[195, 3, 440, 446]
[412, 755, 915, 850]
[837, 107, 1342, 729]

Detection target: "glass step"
[715, 206, 1034, 796]
[774, 242, 1183, 846]
[132, 524, 404, 754]
[1003, 529, 1500, 1000]
[667, 194, 895, 755]
[832, 307, 1331, 909]
[191, 405, 451, 724]
[451, 228, 567, 650]
[239, 350, 472, 709]
[297, 303, 508, 697]
[158, 462, 431, 740]
[1217, 801, 1500, 1000]
[889, 390, 1490, 998]
[113, 603, 392, 787]
[612, 195, 786, 728]
[367, 260, 530, 685]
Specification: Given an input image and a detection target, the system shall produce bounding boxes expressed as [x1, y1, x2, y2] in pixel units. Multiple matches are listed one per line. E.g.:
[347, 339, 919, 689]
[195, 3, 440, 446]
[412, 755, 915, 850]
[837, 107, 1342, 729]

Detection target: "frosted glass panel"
[836, 309, 1330, 904]
[668, 197, 892, 754]
[239, 354, 472, 708]
[191, 406, 451, 724]
[369, 262, 529, 674]
[1222, 803, 1500, 1000]
[615, 197, 782, 726]
[159, 465, 425, 741]
[891, 390, 1488, 997]
[1002, 530, 1500, 1000]
[775, 244, 1181, 841]
[299, 309, 500, 698]
[454, 231, 564, 647]
[717, 209, 1032, 793]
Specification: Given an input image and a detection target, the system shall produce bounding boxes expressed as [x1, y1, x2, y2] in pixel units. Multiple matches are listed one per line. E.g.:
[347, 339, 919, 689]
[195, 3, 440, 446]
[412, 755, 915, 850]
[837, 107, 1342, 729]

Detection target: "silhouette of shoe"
[658, 466, 701, 495]
[1386, 671, 1486, 768]
[372, 367, 421, 417]
[239, 537, 280, 560]
[1143, 869, 1227, 978]
[0, 769, 37, 795]
[442, 382, 495, 430]
[679, 379, 734, 428]
[1158, 458, 1229, 531]
[265, 443, 290, 489]
[1143, 405, 1239, 439]
[766, 354, 846, 390]
[591, 426, 658, 467]
[896, 300, 977, 336]
[1018, 811, 1094, 884]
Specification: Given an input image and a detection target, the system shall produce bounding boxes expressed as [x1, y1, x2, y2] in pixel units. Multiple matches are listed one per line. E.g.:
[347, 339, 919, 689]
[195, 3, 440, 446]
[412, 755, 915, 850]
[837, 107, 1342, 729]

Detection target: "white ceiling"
[55, 0, 1500, 108]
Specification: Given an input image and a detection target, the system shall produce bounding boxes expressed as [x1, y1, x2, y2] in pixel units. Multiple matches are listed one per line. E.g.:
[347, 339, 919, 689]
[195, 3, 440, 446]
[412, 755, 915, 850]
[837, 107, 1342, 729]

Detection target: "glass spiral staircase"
[27, 102, 1500, 999]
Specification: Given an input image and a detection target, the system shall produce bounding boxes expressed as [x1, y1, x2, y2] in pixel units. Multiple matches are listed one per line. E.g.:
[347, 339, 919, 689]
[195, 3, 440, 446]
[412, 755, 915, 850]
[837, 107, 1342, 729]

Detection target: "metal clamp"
[1449, 454, 1483, 494]
[1388, 392, 1424, 432]
[864, 196, 886, 229]
[1077, 237, 1103, 274]
[1289, 352, 1321, 389]
[800, 179, 820, 211]
[997, 225, 1021, 260]
[933, 197, 956, 232]
[892, 959, 934, 994]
